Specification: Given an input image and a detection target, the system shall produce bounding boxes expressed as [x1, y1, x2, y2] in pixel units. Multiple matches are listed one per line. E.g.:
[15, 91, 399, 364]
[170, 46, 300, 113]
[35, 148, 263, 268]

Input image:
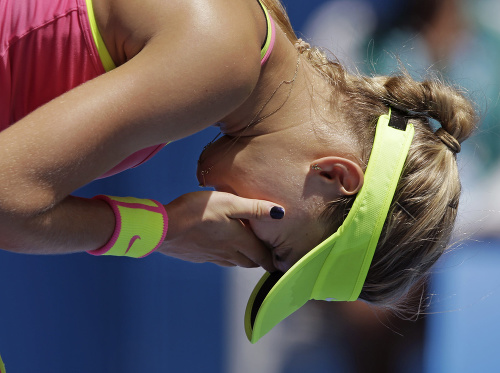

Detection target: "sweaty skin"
[0, 0, 364, 271]
[0, 0, 281, 270]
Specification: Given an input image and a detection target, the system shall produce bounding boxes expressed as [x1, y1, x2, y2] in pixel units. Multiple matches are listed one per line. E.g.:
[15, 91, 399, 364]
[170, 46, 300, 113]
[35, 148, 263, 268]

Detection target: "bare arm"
[0, 0, 267, 261]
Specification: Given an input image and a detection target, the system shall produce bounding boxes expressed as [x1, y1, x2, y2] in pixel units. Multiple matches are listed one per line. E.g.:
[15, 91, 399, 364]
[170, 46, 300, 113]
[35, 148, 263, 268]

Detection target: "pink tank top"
[0, 0, 275, 178]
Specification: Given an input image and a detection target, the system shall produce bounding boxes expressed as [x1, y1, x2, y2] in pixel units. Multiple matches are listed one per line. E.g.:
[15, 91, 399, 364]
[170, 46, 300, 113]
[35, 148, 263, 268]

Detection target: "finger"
[232, 259, 259, 269]
[211, 260, 236, 267]
[229, 251, 261, 269]
[235, 220, 276, 272]
[229, 231, 275, 271]
[223, 195, 285, 221]
[237, 244, 276, 272]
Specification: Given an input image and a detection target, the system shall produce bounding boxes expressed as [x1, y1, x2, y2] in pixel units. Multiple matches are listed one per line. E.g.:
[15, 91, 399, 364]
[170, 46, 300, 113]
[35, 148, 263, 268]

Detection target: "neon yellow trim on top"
[258, 0, 273, 60]
[85, 0, 117, 72]
[86, 0, 269, 68]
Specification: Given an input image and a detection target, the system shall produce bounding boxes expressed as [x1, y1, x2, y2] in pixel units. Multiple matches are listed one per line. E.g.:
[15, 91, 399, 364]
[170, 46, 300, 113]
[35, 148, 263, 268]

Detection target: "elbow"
[0, 190, 58, 251]
[0, 188, 57, 218]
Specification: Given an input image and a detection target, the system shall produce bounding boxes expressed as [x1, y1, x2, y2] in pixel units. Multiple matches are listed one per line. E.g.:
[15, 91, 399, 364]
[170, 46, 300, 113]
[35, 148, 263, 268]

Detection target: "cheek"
[214, 150, 276, 197]
[248, 204, 311, 250]
[231, 154, 303, 203]
[248, 219, 279, 244]
[248, 218, 324, 272]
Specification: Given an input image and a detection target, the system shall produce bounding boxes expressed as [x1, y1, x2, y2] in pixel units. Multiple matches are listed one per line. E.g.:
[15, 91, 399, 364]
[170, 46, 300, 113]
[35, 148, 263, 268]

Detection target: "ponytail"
[263, 0, 478, 311]
[308, 56, 478, 309]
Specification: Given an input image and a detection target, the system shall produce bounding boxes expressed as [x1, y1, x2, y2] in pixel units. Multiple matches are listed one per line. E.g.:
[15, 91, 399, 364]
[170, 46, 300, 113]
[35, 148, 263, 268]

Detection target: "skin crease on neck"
[195, 41, 365, 271]
[92, 0, 295, 136]
[92, 0, 326, 139]
[93, 0, 365, 271]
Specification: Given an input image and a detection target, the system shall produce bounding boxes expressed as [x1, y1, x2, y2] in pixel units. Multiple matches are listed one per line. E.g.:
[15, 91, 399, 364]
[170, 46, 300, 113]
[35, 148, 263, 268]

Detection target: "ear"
[310, 157, 364, 196]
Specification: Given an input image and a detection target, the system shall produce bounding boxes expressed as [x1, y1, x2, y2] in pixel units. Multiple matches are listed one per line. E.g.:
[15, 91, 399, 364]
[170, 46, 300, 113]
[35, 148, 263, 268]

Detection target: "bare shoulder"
[68, 0, 273, 146]
[97, 0, 267, 65]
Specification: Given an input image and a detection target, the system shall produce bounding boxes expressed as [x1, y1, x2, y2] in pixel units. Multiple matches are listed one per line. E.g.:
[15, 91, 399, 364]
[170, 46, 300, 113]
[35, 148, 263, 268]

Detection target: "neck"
[217, 26, 304, 137]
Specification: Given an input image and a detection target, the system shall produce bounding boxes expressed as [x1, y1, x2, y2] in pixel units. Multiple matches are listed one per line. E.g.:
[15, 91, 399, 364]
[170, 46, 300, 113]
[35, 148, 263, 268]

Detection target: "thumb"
[223, 195, 285, 221]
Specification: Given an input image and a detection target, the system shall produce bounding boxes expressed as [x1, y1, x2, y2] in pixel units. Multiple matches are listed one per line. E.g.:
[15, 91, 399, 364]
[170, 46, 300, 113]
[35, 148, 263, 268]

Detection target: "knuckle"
[240, 260, 258, 268]
[214, 261, 235, 267]
[251, 201, 265, 220]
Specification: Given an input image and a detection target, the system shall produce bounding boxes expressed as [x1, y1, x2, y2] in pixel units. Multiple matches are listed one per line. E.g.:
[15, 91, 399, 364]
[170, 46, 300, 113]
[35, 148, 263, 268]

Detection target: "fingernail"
[270, 206, 285, 219]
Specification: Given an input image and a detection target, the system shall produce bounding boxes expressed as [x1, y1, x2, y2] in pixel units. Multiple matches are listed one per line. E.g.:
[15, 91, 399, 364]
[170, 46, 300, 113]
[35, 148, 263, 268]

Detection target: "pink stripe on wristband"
[89, 195, 122, 256]
[88, 195, 168, 258]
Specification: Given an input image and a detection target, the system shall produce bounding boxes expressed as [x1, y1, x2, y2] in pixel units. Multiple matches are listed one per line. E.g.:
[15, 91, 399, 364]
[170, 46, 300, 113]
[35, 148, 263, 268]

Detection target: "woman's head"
[294, 45, 476, 310]
[255, 0, 477, 310]
[320, 71, 476, 309]
[196, 115, 366, 273]
[200, 0, 477, 311]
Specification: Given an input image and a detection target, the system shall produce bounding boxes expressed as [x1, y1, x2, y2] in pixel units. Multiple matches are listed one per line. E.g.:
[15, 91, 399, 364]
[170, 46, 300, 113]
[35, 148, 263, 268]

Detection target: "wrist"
[87, 195, 168, 258]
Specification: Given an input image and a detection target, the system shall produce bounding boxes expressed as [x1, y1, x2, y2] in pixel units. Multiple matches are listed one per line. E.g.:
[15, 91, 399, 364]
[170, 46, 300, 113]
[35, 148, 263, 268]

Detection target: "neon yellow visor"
[245, 109, 415, 343]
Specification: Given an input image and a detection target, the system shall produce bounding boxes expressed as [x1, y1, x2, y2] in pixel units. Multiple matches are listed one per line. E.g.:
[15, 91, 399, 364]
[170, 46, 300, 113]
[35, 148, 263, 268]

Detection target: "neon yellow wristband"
[87, 195, 168, 258]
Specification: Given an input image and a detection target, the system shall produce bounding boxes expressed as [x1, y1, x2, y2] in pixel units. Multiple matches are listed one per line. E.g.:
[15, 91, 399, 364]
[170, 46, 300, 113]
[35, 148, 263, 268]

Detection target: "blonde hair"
[263, 0, 478, 310]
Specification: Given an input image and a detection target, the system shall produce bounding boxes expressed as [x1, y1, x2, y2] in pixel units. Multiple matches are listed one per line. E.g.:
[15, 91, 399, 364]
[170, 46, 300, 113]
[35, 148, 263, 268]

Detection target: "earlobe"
[310, 157, 364, 196]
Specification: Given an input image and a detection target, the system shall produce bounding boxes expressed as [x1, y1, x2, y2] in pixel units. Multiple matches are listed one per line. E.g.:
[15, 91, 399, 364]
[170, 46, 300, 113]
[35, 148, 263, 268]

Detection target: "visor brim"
[244, 241, 333, 343]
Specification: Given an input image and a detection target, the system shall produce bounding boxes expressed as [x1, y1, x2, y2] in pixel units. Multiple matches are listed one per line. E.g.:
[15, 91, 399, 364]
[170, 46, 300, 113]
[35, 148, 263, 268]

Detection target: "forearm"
[0, 190, 281, 272]
[0, 196, 115, 254]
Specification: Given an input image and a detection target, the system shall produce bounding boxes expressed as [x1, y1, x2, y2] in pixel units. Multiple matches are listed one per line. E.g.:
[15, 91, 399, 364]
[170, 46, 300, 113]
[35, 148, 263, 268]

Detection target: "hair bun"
[435, 128, 461, 154]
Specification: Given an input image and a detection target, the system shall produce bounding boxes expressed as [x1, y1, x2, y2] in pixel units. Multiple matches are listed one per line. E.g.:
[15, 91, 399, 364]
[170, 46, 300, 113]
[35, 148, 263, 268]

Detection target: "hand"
[159, 191, 285, 271]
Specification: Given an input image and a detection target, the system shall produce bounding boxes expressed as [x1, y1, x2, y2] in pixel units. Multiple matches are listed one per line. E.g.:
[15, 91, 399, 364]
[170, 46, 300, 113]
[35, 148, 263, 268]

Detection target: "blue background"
[2, 1, 500, 372]
[0, 128, 227, 372]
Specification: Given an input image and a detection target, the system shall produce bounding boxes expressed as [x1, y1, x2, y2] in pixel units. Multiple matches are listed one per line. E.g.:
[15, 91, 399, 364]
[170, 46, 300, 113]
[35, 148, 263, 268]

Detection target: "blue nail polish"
[270, 206, 285, 219]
